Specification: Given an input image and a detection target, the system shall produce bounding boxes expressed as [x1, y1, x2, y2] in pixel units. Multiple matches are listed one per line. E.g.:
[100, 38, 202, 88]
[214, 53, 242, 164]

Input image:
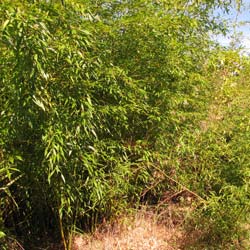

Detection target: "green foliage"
[0, 0, 247, 249]
[175, 51, 250, 249]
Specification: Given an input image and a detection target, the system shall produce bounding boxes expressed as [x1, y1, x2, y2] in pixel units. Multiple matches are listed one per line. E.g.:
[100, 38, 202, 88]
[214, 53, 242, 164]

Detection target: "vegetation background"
[1, 0, 250, 249]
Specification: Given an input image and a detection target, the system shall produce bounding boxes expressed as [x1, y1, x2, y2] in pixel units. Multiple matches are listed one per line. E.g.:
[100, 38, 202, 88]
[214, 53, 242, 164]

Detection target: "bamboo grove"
[1, 0, 250, 249]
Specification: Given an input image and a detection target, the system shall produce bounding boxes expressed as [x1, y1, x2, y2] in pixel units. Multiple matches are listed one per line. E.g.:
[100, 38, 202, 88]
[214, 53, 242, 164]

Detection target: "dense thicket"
[0, 0, 248, 249]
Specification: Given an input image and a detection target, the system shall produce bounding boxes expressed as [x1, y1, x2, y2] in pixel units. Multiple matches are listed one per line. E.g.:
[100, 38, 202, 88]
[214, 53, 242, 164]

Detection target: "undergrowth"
[176, 53, 250, 249]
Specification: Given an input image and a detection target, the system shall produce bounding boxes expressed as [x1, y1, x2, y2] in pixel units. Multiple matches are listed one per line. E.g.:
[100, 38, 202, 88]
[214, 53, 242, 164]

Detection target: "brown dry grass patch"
[71, 206, 186, 250]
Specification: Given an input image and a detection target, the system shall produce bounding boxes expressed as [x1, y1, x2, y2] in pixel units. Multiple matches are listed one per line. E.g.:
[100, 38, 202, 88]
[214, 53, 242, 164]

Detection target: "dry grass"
[71, 206, 187, 250]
